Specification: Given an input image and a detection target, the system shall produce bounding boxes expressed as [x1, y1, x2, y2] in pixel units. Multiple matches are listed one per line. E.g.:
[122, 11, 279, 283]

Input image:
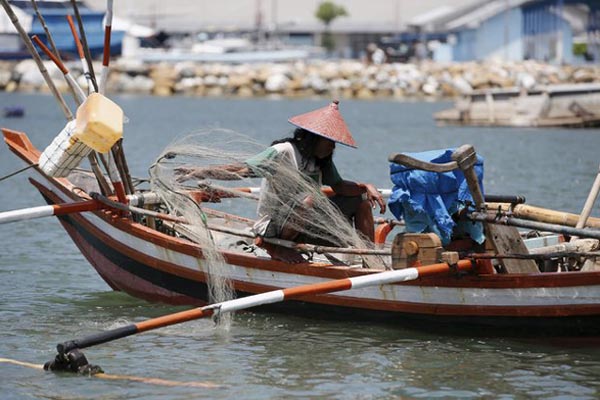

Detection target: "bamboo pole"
[0, 0, 73, 120]
[487, 202, 600, 229]
[30, 0, 63, 64]
[468, 212, 600, 241]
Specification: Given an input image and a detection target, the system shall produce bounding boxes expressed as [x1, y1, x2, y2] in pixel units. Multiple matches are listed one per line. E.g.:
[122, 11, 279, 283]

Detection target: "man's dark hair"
[271, 128, 334, 166]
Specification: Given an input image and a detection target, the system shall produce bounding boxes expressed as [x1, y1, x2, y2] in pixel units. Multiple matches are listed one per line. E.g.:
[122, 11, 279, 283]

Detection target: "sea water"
[1, 92, 599, 399]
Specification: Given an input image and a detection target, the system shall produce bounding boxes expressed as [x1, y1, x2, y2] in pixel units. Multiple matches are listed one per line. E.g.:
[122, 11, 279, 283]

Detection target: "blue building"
[415, 0, 599, 63]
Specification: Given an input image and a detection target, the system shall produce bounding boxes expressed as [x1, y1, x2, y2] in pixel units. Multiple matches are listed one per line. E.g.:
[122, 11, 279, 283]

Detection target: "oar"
[45, 259, 473, 374]
[0, 200, 102, 225]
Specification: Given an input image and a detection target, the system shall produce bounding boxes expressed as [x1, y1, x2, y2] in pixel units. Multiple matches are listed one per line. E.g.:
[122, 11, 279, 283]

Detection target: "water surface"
[1, 93, 599, 399]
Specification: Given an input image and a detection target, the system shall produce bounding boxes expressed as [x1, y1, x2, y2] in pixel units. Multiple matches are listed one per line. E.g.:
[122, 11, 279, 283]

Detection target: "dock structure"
[435, 83, 600, 127]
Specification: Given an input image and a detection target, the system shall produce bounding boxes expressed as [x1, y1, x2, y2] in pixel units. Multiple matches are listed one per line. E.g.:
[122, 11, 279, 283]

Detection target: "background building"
[85, 0, 476, 59]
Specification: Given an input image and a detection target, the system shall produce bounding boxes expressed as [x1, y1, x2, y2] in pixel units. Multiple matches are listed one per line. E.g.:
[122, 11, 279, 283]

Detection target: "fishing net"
[149, 129, 377, 307]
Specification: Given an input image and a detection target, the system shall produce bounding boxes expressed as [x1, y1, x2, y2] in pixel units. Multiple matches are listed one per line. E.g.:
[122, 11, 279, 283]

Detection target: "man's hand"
[364, 183, 386, 214]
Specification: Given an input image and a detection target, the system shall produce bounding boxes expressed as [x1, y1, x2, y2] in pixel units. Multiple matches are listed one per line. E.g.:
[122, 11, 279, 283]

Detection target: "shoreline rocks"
[1, 59, 598, 100]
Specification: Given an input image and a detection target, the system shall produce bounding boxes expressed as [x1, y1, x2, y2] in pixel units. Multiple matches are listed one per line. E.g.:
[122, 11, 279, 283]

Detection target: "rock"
[153, 85, 172, 96]
[205, 86, 224, 96]
[355, 87, 374, 99]
[236, 86, 254, 97]
[227, 74, 253, 89]
[573, 69, 595, 83]
[265, 73, 290, 92]
[0, 69, 11, 88]
[517, 72, 536, 90]
[5, 80, 18, 92]
[203, 75, 219, 87]
[174, 77, 203, 93]
[2, 59, 598, 100]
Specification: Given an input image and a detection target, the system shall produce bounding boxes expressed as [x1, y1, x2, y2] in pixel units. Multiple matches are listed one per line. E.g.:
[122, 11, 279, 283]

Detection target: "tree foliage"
[315, 1, 348, 27]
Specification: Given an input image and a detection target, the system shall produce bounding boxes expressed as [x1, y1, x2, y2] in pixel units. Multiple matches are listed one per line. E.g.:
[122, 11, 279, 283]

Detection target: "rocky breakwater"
[1, 59, 599, 99]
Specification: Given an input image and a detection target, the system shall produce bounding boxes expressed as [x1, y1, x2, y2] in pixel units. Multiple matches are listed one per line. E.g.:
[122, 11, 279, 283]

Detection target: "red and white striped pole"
[66, 14, 93, 94]
[54, 260, 473, 356]
[0, 200, 101, 225]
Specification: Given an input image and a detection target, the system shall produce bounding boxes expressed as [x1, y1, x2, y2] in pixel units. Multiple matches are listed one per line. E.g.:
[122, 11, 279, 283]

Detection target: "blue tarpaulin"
[388, 148, 485, 246]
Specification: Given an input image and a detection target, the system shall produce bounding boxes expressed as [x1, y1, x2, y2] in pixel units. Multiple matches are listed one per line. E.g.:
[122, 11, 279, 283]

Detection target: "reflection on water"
[1, 93, 600, 399]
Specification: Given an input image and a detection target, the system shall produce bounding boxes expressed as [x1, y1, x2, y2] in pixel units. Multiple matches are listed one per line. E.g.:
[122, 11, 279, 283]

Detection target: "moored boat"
[434, 83, 600, 128]
[3, 0, 600, 340]
[4, 128, 600, 336]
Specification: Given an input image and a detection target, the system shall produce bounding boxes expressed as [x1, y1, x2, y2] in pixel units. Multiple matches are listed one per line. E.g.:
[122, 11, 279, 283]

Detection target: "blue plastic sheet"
[388, 148, 485, 246]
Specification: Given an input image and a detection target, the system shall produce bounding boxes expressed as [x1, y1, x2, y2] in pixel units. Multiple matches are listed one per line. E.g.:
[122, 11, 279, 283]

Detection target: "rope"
[0, 164, 37, 183]
[0, 357, 221, 388]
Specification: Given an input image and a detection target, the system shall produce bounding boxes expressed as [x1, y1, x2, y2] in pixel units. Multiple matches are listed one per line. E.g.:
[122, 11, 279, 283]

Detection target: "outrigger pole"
[45, 259, 474, 374]
[0, 0, 73, 120]
[0, 200, 102, 225]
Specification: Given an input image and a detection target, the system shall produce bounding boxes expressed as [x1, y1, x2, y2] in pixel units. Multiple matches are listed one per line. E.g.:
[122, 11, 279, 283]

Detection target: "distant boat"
[0, 0, 124, 60]
[3, 106, 24, 117]
[434, 83, 600, 128]
[131, 37, 315, 64]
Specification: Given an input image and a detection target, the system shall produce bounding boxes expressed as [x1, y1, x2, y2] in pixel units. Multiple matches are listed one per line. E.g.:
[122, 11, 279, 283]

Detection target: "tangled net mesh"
[149, 129, 376, 311]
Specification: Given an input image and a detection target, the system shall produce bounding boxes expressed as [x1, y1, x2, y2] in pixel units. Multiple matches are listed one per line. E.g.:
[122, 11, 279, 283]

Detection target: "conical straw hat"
[288, 100, 357, 148]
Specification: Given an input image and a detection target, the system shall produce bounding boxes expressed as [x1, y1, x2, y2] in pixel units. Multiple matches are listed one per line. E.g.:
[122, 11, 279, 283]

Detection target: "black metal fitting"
[44, 348, 103, 375]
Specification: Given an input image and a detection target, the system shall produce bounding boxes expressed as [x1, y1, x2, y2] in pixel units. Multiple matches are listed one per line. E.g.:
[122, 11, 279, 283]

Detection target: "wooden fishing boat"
[434, 83, 600, 128]
[4, 128, 600, 336]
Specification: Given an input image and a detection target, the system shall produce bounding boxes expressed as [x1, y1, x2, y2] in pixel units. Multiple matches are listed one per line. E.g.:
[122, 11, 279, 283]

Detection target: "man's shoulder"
[271, 141, 295, 154]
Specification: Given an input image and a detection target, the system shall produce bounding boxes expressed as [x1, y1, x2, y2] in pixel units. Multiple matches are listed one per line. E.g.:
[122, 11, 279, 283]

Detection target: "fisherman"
[177, 101, 386, 262]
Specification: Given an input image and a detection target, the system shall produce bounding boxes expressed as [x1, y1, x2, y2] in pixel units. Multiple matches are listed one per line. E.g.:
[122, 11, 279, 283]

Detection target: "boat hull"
[435, 84, 600, 128]
[5, 128, 600, 335]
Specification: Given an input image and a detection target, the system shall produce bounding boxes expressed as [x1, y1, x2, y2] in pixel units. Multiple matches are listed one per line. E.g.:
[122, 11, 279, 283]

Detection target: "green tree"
[315, 1, 348, 52]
